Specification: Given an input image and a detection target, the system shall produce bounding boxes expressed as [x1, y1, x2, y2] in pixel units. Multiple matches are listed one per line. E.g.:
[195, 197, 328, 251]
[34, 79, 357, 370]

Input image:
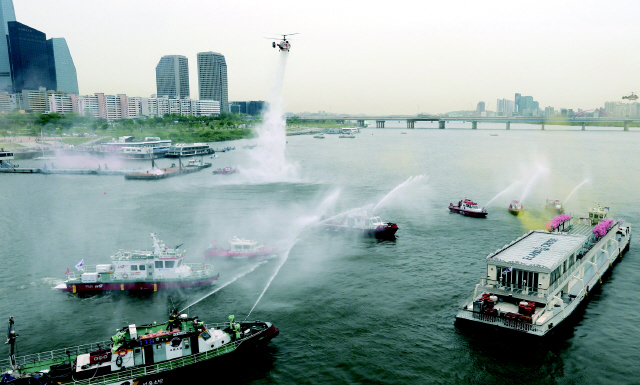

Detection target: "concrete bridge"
[296, 115, 639, 131]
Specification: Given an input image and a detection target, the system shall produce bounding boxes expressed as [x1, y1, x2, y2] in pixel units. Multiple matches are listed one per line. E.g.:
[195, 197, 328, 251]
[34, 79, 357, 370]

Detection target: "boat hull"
[205, 250, 280, 259]
[449, 206, 488, 218]
[324, 223, 398, 238]
[56, 274, 219, 292]
[1, 323, 278, 385]
[508, 209, 523, 216]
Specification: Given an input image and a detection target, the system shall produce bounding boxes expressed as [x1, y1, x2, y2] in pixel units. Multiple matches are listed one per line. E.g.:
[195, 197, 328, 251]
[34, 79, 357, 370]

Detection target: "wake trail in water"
[564, 179, 590, 204]
[373, 175, 426, 211]
[180, 261, 267, 313]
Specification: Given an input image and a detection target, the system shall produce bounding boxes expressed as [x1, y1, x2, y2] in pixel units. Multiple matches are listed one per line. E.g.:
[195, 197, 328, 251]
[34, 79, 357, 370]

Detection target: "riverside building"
[197, 52, 228, 112]
[156, 55, 189, 99]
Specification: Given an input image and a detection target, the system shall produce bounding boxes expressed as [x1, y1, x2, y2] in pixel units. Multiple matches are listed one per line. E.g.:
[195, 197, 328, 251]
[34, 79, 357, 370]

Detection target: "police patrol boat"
[55, 234, 219, 293]
[455, 206, 631, 336]
[0, 311, 279, 385]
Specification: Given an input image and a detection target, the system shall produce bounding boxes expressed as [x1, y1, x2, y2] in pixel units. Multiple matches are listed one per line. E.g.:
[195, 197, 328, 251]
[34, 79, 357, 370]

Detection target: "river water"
[1, 125, 639, 384]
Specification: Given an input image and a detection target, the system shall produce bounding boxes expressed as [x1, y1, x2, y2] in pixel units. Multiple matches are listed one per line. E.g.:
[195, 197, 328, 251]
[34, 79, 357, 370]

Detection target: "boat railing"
[457, 305, 540, 333]
[2, 340, 112, 372]
[65, 265, 216, 282]
[70, 327, 262, 385]
[479, 277, 545, 299]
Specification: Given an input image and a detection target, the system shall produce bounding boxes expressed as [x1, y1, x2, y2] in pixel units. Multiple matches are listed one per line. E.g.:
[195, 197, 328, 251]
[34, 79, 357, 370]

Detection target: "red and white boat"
[449, 198, 488, 218]
[55, 233, 219, 293]
[323, 210, 398, 238]
[508, 200, 524, 216]
[204, 237, 280, 259]
[212, 166, 237, 175]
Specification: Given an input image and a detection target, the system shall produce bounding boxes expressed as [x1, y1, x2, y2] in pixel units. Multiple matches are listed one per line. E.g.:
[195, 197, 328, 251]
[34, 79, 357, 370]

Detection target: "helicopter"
[622, 92, 638, 101]
[266, 33, 299, 52]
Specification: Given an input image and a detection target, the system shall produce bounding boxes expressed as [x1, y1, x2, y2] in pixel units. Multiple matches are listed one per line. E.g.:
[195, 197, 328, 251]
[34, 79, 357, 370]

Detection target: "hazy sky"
[17, 0, 640, 114]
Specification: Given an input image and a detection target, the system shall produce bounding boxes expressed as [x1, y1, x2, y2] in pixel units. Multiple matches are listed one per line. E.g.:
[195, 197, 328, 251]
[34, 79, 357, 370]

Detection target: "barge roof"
[487, 231, 587, 272]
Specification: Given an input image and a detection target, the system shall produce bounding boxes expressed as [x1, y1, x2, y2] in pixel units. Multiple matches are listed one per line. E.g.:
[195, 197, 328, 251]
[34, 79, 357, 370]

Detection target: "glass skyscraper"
[0, 0, 16, 92]
[155, 55, 189, 99]
[197, 52, 228, 112]
[8, 21, 54, 93]
[46, 37, 78, 94]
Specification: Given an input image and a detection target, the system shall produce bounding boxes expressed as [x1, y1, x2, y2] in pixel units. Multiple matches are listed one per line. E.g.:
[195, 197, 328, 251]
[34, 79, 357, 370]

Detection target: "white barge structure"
[456, 206, 631, 336]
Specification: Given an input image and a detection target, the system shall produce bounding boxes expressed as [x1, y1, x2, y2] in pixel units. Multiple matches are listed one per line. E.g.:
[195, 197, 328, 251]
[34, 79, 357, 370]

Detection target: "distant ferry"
[0, 149, 14, 168]
[455, 206, 631, 336]
[166, 143, 213, 158]
[99, 136, 171, 159]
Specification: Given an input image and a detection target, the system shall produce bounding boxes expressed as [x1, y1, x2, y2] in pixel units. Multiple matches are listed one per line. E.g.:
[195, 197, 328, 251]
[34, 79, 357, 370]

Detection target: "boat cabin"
[587, 205, 608, 225]
[229, 237, 261, 251]
[0, 149, 14, 168]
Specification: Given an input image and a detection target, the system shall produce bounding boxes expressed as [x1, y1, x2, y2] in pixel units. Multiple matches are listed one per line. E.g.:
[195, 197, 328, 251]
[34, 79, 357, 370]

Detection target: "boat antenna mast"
[5, 316, 18, 370]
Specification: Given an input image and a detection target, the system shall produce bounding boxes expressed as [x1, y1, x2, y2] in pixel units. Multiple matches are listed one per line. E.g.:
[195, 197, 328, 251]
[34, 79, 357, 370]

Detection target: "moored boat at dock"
[55, 233, 219, 293]
[204, 237, 280, 259]
[455, 206, 631, 336]
[449, 198, 488, 218]
[322, 210, 398, 238]
[165, 143, 213, 158]
[0, 311, 278, 385]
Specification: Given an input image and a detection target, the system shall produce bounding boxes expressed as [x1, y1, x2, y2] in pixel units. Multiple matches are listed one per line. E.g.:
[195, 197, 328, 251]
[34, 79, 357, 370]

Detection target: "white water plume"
[564, 179, 590, 204]
[242, 52, 299, 183]
[373, 175, 427, 211]
[245, 189, 342, 319]
[520, 166, 548, 202]
[484, 181, 522, 207]
[180, 261, 267, 313]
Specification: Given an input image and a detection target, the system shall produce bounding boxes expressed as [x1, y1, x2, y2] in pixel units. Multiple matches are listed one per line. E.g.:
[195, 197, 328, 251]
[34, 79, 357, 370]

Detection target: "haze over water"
[1, 126, 639, 384]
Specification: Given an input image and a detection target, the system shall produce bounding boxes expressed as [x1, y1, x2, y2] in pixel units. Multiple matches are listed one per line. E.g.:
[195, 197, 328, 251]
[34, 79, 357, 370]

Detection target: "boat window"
[155, 261, 163, 268]
[139, 265, 146, 271]
[165, 261, 175, 268]
[234, 245, 241, 250]
[201, 331, 211, 341]
[243, 245, 251, 249]
[131, 265, 138, 271]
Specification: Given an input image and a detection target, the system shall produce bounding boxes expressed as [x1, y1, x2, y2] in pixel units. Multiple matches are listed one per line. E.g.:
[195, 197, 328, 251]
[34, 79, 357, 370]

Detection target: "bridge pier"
[439, 120, 445, 129]
[357, 120, 365, 127]
[582, 123, 586, 131]
[376, 120, 385, 128]
[407, 120, 415, 129]
[471, 121, 477, 130]
[541, 123, 545, 130]
[506, 121, 510, 130]
[624, 121, 629, 131]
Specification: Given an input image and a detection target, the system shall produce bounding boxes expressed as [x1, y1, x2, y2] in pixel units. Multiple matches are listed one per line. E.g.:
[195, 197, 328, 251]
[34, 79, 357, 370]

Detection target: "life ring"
[117, 349, 127, 357]
[122, 273, 128, 279]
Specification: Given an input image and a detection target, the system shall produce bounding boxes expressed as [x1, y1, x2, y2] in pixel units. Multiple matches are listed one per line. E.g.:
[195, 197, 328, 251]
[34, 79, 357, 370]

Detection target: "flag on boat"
[64, 268, 69, 275]
[75, 259, 84, 271]
[502, 266, 512, 275]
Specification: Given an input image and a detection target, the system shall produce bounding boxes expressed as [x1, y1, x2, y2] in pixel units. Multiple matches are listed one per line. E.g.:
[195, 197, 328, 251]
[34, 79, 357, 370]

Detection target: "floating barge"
[124, 162, 211, 180]
[455, 206, 631, 336]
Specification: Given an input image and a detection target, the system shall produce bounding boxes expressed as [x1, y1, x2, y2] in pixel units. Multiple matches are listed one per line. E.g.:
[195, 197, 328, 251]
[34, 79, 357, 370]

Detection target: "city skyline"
[13, 0, 640, 115]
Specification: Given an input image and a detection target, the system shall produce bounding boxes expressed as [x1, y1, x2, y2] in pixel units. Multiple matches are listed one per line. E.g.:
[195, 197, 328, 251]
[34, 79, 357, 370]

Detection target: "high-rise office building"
[197, 52, 228, 112]
[8, 21, 54, 93]
[155, 55, 189, 99]
[46, 38, 78, 94]
[0, 0, 15, 92]
[476, 101, 485, 114]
